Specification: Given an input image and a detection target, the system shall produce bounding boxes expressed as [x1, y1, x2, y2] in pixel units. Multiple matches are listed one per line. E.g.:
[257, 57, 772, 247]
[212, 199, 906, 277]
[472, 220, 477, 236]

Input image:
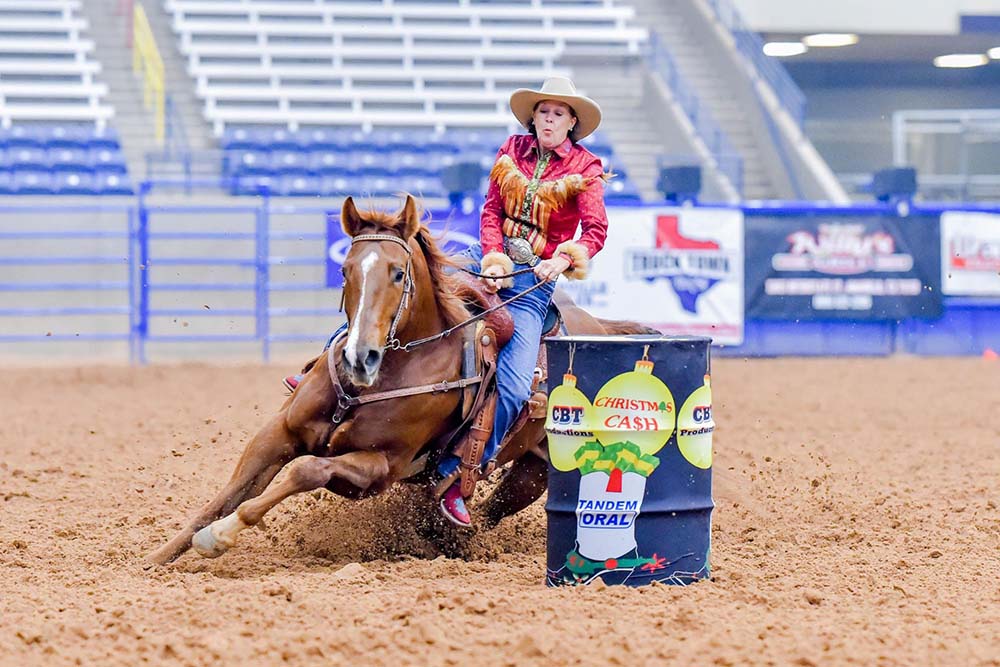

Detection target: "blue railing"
[705, 0, 806, 128]
[645, 31, 743, 195]
[0, 203, 138, 359]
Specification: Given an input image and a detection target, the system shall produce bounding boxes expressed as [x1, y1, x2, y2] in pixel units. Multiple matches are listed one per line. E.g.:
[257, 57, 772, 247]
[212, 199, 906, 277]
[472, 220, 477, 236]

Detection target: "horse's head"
[338, 194, 422, 386]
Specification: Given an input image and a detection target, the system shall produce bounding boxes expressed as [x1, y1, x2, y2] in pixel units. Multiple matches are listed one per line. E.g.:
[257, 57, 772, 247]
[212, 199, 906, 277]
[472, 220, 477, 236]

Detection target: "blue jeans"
[437, 243, 556, 478]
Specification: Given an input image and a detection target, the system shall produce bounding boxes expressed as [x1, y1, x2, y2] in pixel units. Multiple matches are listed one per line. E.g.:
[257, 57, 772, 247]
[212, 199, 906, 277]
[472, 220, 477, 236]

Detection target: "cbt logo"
[692, 405, 712, 423]
[551, 405, 585, 426]
[625, 215, 732, 313]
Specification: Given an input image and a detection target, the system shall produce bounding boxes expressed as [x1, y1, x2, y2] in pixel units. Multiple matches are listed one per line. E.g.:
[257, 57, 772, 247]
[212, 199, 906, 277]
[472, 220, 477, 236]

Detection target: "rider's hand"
[534, 256, 571, 283]
[481, 264, 506, 293]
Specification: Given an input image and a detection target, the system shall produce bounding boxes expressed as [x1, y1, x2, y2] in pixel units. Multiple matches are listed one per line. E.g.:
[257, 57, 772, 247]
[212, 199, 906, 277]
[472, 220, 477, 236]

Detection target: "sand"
[1, 358, 999, 666]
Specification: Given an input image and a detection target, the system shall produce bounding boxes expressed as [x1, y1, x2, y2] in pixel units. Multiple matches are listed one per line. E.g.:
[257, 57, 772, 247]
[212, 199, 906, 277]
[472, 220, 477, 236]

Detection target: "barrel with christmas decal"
[544, 335, 714, 587]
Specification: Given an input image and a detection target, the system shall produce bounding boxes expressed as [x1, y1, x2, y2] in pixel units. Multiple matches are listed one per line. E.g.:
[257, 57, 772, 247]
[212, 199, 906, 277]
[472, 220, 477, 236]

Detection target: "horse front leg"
[191, 450, 390, 559]
[144, 413, 299, 566]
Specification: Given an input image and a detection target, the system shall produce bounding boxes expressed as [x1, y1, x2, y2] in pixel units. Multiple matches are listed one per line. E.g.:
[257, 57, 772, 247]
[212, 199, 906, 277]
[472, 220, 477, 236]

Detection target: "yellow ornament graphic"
[677, 375, 714, 469]
[544, 373, 595, 471]
[592, 357, 675, 456]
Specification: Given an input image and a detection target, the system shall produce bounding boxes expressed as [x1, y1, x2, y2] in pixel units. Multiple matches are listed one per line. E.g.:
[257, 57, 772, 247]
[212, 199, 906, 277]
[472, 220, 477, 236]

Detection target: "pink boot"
[283, 374, 303, 392]
[439, 481, 471, 528]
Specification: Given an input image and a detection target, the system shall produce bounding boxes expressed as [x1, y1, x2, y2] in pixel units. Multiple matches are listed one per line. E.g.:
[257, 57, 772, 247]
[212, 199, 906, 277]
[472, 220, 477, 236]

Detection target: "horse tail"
[595, 318, 661, 336]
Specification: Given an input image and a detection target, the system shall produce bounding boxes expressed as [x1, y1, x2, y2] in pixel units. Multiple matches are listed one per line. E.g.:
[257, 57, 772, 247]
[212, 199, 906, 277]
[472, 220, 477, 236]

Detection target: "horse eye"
[394, 269, 405, 283]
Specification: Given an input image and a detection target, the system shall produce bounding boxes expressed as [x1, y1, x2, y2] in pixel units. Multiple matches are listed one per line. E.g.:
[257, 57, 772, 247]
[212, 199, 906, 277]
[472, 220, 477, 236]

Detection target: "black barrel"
[544, 335, 714, 587]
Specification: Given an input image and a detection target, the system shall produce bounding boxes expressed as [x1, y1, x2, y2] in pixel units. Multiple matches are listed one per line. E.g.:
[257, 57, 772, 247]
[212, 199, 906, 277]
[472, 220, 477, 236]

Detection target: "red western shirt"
[480, 134, 609, 262]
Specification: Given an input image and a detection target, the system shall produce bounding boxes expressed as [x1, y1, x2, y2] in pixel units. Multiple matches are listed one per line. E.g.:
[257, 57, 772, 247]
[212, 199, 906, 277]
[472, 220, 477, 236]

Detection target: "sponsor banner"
[746, 215, 942, 320]
[325, 211, 479, 288]
[940, 211, 1000, 296]
[559, 207, 745, 345]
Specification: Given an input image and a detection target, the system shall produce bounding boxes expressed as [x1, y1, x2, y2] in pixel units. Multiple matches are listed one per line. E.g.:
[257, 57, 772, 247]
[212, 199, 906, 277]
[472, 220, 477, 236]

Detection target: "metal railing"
[704, 0, 806, 128]
[645, 31, 743, 195]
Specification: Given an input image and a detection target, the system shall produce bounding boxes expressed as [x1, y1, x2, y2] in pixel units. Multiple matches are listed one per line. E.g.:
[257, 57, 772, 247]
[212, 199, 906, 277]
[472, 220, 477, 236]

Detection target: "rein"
[344, 233, 548, 353]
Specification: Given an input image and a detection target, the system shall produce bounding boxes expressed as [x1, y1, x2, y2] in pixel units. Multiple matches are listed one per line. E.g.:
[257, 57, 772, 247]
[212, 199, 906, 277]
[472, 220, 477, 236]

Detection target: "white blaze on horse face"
[345, 250, 379, 367]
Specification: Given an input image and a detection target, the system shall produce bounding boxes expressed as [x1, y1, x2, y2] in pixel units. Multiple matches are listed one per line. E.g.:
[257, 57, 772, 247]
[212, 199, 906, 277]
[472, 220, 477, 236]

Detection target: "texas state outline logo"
[623, 215, 733, 314]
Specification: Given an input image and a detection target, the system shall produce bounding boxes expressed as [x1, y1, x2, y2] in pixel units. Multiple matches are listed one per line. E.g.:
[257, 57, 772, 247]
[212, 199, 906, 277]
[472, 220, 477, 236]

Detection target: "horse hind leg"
[192, 451, 390, 559]
[144, 413, 298, 566]
[480, 449, 548, 530]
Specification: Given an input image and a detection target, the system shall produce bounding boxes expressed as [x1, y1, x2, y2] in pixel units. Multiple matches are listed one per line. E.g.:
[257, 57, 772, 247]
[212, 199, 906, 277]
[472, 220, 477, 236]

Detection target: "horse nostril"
[364, 349, 382, 370]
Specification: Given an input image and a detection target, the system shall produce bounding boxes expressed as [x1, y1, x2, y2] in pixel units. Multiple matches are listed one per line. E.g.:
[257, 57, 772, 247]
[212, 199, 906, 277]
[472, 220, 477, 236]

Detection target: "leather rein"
[327, 232, 546, 423]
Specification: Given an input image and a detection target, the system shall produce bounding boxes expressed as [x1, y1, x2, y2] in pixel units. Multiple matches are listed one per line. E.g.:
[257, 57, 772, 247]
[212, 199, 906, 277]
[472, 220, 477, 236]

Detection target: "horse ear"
[399, 193, 420, 240]
[341, 196, 363, 237]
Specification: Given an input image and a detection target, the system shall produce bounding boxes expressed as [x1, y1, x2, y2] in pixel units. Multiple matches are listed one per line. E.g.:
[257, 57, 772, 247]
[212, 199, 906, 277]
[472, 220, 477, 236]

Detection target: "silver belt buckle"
[505, 236, 539, 266]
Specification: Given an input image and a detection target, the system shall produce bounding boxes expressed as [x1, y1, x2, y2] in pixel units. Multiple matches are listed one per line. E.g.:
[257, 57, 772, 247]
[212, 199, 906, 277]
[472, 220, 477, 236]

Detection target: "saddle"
[440, 274, 565, 500]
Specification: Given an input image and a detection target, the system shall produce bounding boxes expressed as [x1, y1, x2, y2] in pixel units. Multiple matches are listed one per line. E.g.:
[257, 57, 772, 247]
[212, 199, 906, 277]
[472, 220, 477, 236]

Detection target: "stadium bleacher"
[166, 0, 644, 135]
[0, 0, 129, 194]
[0, 125, 133, 194]
[218, 125, 639, 199]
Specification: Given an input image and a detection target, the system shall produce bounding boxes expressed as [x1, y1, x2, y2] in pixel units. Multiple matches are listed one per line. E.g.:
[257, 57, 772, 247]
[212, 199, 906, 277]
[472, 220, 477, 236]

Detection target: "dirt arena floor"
[2, 357, 998, 666]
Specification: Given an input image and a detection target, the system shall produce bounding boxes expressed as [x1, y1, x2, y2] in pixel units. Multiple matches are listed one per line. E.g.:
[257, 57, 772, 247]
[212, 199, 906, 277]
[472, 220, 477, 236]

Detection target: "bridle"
[342, 233, 548, 354]
[344, 233, 414, 351]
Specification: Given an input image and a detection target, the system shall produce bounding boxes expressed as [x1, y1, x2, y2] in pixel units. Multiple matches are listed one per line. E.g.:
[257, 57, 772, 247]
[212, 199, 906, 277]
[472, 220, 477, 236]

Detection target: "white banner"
[941, 211, 1000, 296]
[560, 207, 744, 345]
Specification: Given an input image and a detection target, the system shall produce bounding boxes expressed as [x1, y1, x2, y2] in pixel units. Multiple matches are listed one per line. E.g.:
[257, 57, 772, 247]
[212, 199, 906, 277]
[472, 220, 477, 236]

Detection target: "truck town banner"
[559, 207, 745, 345]
[745, 214, 942, 320]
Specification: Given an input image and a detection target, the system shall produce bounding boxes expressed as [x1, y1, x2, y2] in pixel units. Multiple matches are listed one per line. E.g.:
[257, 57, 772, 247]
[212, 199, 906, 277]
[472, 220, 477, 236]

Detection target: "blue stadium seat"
[97, 172, 134, 195]
[271, 149, 309, 175]
[4, 126, 47, 149]
[400, 175, 446, 198]
[9, 147, 50, 170]
[229, 149, 272, 176]
[319, 173, 358, 196]
[232, 173, 275, 196]
[264, 128, 299, 152]
[0, 170, 12, 194]
[13, 169, 55, 194]
[451, 127, 508, 153]
[89, 147, 128, 173]
[352, 149, 393, 176]
[359, 175, 396, 197]
[388, 151, 433, 176]
[307, 149, 350, 175]
[49, 147, 92, 172]
[604, 177, 642, 202]
[87, 127, 121, 151]
[46, 125, 92, 150]
[221, 127, 265, 151]
[423, 132, 462, 154]
[276, 173, 322, 196]
[54, 171, 100, 195]
[581, 131, 614, 156]
[338, 128, 372, 152]
[297, 128, 343, 151]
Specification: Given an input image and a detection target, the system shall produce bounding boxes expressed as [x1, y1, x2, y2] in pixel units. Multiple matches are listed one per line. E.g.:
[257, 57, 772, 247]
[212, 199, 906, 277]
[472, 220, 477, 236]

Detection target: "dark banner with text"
[746, 215, 942, 320]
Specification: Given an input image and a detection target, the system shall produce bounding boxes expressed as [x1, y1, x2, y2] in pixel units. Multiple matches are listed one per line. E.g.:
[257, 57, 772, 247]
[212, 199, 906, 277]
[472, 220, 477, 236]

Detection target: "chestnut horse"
[146, 194, 654, 566]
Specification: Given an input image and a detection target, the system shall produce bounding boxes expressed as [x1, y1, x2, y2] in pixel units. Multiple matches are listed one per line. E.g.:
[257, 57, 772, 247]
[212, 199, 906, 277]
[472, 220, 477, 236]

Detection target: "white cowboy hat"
[509, 76, 602, 141]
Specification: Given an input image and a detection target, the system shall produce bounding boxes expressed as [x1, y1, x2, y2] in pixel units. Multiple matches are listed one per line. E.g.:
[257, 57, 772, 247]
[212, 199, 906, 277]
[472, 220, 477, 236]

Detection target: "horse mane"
[359, 204, 472, 330]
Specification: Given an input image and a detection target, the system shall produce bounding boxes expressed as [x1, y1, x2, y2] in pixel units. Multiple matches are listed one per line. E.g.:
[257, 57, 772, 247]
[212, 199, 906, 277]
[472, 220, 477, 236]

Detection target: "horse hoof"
[192, 525, 227, 558]
[192, 514, 247, 558]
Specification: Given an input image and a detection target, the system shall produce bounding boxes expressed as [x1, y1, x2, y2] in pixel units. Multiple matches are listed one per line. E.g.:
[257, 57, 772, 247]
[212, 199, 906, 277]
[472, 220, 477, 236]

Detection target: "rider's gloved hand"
[481, 264, 506, 293]
[534, 256, 571, 283]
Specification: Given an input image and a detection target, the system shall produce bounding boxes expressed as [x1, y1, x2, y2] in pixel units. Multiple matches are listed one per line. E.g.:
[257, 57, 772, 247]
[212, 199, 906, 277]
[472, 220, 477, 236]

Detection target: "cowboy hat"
[509, 76, 602, 141]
